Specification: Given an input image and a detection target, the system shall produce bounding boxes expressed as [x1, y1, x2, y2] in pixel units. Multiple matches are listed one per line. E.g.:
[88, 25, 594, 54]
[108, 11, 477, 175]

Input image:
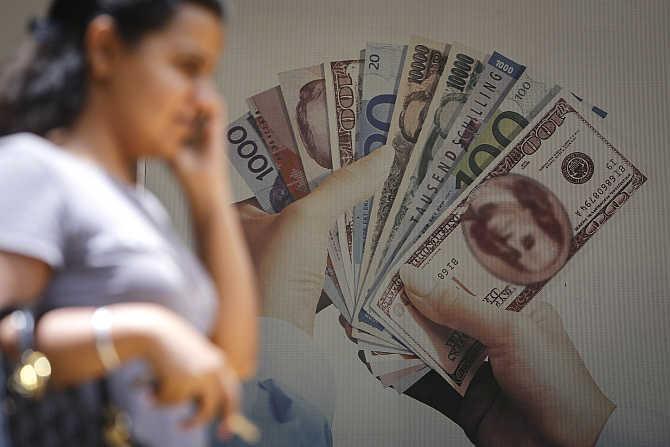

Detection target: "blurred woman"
[0, 0, 258, 445]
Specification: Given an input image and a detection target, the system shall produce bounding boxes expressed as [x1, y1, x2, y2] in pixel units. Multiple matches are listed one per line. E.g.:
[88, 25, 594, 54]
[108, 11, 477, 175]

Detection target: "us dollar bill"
[247, 87, 310, 200]
[386, 83, 610, 271]
[353, 43, 407, 297]
[362, 44, 486, 306]
[325, 59, 363, 305]
[358, 36, 449, 302]
[370, 93, 646, 394]
[225, 113, 293, 213]
[382, 68, 559, 272]
[279, 65, 332, 190]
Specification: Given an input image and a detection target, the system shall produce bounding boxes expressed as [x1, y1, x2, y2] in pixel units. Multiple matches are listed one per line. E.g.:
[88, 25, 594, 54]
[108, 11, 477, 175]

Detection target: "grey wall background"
[2, 1, 669, 445]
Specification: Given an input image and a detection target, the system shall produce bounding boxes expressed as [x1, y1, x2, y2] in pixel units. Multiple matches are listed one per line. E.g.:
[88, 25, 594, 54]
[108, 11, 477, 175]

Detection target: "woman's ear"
[85, 15, 123, 82]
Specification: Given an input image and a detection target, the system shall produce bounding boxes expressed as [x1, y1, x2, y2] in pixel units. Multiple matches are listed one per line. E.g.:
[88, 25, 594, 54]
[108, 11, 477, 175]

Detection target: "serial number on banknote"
[575, 160, 628, 218]
[436, 257, 460, 280]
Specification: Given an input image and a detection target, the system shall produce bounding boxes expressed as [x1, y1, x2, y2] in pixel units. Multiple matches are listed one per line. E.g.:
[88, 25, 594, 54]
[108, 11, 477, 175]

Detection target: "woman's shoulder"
[0, 133, 77, 201]
[0, 132, 85, 183]
[0, 132, 127, 199]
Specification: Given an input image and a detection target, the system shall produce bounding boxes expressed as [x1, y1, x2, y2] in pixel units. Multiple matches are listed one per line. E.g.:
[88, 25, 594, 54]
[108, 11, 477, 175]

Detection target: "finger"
[221, 413, 261, 445]
[525, 301, 564, 331]
[234, 198, 267, 218]
[217, 369, 241, 418]
[217, 418, 233, 442]
[181, 384, 218, 429]
[399, 265, 518, 348]
[195, 85, 224, 120]
[216, 370, 242, 439]
[194, 87, 226, 148]
[524, 301, 572, 346]
[297, 144, 395, 223]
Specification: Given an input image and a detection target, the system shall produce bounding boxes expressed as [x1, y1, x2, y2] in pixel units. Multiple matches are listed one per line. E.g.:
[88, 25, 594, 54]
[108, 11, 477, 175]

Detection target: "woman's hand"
[236, 146, 395, 335]
[166, 84, 260, 379]
[169, 84, 231, 217]
[144, 305, 241, 433]
[17, 303, 241, 432]
[399, 265, 615, 447]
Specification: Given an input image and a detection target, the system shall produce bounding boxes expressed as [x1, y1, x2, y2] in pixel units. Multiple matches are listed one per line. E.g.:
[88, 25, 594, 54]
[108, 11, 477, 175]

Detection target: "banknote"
[368, 354, 424, 376]
[233, 105, 347, 316]
[385, 85, 610, 272]
[361, 44, 486, 307]
[226, 113, 293, 213]
[356, 340, 413, 356]
[325, 58, 363, 304]
[364, 350, 419, 360]
[378, 365, 427, 387]
[279, 65, 332, 190]
[355, 307, 407, 347]
[365, 350, 419, 363]
[369, 352, 420, 365]
[247, 87, 310, 200]
[324, 255, 351, 322]
[352, 327, 404, 349]
[381, 68, 559, 274]
[378, 52, 526, 281]
[358, 36, 449, 305]
[389, 366, 430, 393]
[278, 65, 358, 305]
[328, 224, 356, 313]
[371, 93, 646, 394]
[352, 43, 407, 293]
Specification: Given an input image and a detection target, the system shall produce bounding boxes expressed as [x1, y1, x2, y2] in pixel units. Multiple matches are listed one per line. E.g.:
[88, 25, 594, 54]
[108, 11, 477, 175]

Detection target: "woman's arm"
[0, 300, 242, 428]
[191, 188, 259, 380]
[0, 303, 154, 386]
[0, 252, 52, 309]
[0, 252, 166, 387]
[170, 90, 259, 380]
[0, 252, 152, 384]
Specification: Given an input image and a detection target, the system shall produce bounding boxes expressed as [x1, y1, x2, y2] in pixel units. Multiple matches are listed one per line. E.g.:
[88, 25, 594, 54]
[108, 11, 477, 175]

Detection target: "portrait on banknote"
[461, 173, 572, 285]
[399, 90, 433, 143]
[296, 79, 332, 169]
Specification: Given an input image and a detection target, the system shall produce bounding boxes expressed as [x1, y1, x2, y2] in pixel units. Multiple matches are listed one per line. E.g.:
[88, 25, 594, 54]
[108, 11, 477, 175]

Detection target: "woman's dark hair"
[0, 0, 228, 137]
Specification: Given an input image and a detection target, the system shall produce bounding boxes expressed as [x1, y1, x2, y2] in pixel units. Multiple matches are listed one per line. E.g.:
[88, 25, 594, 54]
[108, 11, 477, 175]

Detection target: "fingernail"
[399, 264, 435, 298]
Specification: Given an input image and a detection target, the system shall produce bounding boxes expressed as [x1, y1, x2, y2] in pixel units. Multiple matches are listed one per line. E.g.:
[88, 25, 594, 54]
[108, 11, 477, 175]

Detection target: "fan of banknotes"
[225, 36, 645, 395]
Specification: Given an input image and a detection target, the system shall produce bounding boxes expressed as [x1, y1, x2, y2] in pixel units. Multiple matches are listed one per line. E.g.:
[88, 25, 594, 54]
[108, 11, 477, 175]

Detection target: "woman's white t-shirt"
[0, 133, 218, 446]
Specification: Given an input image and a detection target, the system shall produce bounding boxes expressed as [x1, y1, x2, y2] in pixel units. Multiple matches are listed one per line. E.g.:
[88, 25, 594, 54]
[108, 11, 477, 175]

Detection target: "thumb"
[399, 264, 516, 348]
[300, 145, 395, 222]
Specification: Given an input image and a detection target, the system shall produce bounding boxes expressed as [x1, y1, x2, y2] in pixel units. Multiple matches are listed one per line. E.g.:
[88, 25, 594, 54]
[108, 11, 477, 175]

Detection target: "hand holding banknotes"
[399, 265, 615, 447]
[237, 145, 395, 334]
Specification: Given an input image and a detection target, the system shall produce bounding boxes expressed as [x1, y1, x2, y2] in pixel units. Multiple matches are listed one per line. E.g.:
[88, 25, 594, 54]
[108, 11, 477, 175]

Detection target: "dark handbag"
[1, 309, 145, 447]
